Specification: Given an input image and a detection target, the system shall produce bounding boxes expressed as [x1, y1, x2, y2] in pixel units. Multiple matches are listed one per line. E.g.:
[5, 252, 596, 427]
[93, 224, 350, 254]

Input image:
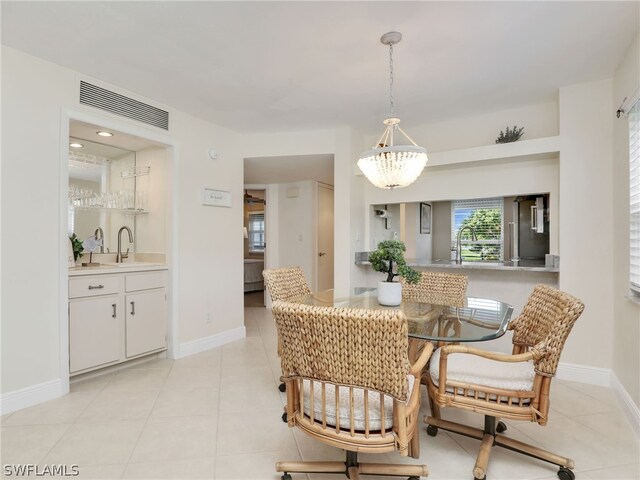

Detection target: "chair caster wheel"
[557, 467, 575, 480]
[278, 382, 286, 392]
[426, 425, 438, 437]
[496, 421, 507, 433]
[282, 412, 288, 423]
[281, 474, 292, 480]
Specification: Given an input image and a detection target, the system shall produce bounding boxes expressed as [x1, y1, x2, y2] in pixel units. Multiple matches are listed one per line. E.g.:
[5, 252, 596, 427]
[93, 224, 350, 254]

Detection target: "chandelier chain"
[389, 43, 394, 118]
[356, 31, 427, 189]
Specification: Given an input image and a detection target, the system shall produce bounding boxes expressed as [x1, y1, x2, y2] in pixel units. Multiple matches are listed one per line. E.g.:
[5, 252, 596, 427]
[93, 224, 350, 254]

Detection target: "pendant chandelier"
[357, 32, 428, 189]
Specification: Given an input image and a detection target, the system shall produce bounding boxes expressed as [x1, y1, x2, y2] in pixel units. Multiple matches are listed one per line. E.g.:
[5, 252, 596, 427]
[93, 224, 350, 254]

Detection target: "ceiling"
[244, 154, 334, 185]
[70, 120, 164, 152]
[2, 2, 638, 136]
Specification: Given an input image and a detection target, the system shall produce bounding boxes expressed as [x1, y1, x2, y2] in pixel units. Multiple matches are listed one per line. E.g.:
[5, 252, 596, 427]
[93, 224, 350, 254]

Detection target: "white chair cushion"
[302, 375, 415, 431]
[429, 347, 535, 398]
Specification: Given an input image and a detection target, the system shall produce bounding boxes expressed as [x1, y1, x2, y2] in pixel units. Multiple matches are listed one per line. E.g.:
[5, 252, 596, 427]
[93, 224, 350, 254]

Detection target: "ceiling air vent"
[79, 81, 169, 130]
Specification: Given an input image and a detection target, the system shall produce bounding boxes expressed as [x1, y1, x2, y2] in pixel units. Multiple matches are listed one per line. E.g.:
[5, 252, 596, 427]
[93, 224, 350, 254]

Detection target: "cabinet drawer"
[125, 271, 167, 292]
[69, 275, 122, 298]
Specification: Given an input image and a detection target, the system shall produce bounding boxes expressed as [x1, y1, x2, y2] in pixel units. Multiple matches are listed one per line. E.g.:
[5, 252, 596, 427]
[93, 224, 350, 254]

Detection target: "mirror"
[370, 194, 551, 264]
[68, 137, 137, 253]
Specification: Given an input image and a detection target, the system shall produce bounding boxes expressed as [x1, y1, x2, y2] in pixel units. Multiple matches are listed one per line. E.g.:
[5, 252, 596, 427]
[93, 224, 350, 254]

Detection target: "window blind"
[451, 198, 503, 261]
[630, 101, 640, 293]
[248, 212, 265, 252]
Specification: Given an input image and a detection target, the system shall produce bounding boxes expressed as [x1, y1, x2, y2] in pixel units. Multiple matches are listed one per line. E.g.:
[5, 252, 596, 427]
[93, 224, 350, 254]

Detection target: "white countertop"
[355, 254, 558, 273]
[69, 262, 168, 276]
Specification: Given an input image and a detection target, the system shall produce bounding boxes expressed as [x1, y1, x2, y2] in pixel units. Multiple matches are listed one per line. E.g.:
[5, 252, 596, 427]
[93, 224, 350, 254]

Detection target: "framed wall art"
[420, 202, 431, 234]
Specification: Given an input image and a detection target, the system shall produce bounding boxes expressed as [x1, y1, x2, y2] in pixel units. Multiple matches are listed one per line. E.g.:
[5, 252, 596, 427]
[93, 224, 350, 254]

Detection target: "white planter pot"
[377, 281, 402, 306]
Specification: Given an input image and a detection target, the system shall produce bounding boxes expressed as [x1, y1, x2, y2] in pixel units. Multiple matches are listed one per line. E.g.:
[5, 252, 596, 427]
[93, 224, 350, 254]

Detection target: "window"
[248, 211, 265, 253]
[630, 100, 640, 295]
[451, 198, 503, 261]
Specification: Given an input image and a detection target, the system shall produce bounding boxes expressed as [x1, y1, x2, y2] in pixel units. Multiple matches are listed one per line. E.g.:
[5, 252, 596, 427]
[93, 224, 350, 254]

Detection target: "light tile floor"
[1, 306, 638, 480]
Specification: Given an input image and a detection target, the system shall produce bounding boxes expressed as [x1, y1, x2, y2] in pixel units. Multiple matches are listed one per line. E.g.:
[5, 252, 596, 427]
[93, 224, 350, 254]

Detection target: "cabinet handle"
[88, 285, 105, 290]
[130, 301, 135, 315]
[112, 303, 117, 318]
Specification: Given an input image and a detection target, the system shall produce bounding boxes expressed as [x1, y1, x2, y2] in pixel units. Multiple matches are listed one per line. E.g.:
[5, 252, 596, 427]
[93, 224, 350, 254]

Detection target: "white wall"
[365, 101, 559, 153]
[171, 109, 244, 344]
[559, 80, 615, 371]
[1, 47, 244, 403]
[612, 32, 640, 408]
[2, 47, 77, 395]
[276, 180, 315, 288]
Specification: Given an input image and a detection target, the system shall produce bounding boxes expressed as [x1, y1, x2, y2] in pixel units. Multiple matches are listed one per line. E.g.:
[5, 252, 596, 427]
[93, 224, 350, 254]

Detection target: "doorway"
[316, 183, 334, 291]
[243, 188, 266, 307]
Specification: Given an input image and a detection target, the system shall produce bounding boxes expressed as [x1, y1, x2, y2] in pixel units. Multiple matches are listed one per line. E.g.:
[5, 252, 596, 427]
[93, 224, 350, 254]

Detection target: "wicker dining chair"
[262, 267, 312, 411]
[425, 284, 585, 480]
[263, 267, 311, 303]
[400, 271, 468, 308]
[401, 271, 469, 386]
[272, 300, 433, 480]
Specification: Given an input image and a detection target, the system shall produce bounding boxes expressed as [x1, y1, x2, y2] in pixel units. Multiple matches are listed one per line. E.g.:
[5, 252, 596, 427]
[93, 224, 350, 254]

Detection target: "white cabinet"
[69, 295, 122, 373]
[126, 288, 167, 358]
[69, 269, 167, 375]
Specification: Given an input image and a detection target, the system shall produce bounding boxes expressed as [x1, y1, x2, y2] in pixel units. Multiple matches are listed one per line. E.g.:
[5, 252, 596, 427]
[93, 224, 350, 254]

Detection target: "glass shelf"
[69, 206, 149, 215]
[121, 166, 151, 179]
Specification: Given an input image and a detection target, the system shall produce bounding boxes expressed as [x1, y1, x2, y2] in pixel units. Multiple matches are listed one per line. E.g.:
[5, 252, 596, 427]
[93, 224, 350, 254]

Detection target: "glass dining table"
[291, 287, 514, 343]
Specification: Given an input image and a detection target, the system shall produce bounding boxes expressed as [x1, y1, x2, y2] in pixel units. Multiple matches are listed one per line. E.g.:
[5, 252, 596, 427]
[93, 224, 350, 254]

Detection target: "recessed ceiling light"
[69, 142, 84, 148]
[96, 131, 113, 137]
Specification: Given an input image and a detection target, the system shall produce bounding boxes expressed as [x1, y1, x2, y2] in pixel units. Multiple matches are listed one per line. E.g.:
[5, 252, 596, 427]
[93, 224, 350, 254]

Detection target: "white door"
[69, 295, 121, 373]
[125, 289, 167, 358]
[316, 184, 334, 291]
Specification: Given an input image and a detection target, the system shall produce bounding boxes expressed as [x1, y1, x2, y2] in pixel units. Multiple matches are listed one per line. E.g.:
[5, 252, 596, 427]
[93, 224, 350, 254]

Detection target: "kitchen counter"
[69, 262, 168, 276]
[355, 253, 558, 273]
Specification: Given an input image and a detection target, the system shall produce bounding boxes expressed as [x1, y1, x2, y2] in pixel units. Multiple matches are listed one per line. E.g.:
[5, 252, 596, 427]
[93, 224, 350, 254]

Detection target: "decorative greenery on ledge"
[495, 125, 524, 144]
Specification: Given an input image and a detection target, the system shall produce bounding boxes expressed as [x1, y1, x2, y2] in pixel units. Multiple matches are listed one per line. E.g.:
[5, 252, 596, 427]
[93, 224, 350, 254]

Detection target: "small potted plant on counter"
[369, 240, 421, 306]
[69, 233, 84, 264]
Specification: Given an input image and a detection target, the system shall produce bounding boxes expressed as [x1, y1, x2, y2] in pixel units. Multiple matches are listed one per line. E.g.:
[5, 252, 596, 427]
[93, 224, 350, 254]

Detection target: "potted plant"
[69, 233, 84, 263]
[369, 240, 421, 306]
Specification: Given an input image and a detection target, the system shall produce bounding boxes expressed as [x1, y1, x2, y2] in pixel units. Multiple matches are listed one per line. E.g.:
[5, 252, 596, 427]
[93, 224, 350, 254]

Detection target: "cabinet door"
[125, 289, 167, 358]
[69, 295, 121, 374]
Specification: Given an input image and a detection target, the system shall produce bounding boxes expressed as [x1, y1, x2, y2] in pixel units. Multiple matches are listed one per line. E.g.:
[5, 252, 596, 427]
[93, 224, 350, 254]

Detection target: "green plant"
[69, 233, 84, 261]
[495, 125, 524, 144]
[368, 240, 421, 284]
[459, 208, 502, 260]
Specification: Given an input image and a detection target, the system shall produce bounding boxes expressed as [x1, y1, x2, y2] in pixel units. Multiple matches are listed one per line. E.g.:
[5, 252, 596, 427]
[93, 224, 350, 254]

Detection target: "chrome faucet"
[116, 226, 133, 263]
[455, 225, 477, 264]
[94, 227, 104, 253]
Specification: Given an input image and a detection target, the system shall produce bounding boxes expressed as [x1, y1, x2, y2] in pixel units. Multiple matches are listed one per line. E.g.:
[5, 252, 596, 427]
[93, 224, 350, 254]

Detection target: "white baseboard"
[611, 372, 640, 438]
[557, 361, 640, 439]
[0, 379, 66, 415]
[178, 326, 246, 358]
[556, 361, 611, 386]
